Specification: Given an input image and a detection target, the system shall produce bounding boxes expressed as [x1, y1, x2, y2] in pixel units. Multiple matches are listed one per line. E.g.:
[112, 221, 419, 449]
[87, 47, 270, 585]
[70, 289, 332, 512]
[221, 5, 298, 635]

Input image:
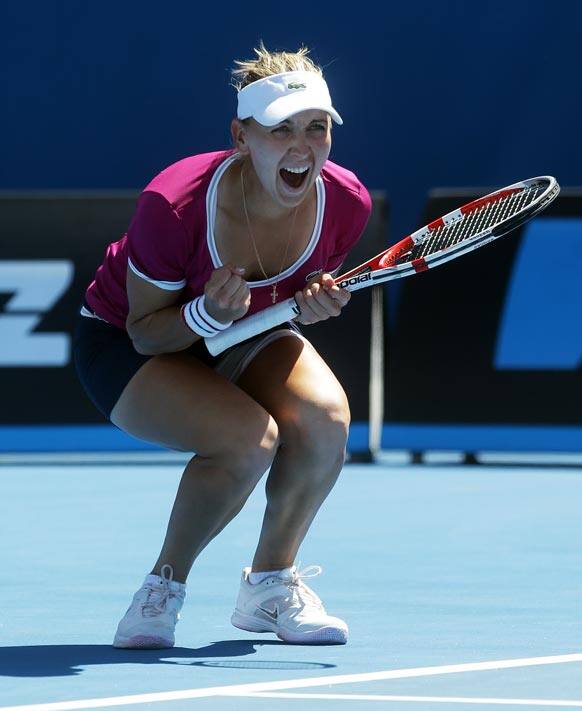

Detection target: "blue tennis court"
[2, 456, 582, 710]
[3, 4, 582, 710]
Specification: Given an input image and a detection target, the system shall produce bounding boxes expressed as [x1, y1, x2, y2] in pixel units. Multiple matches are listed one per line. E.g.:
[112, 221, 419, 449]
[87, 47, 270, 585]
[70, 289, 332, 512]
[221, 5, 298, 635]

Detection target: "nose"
[289, 128, 310, 153]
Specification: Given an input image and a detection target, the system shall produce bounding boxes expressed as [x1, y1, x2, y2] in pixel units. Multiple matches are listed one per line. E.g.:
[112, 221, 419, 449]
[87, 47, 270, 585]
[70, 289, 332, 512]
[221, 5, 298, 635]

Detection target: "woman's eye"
[310, 124, 326, 131]
[272, 126, 290, 134]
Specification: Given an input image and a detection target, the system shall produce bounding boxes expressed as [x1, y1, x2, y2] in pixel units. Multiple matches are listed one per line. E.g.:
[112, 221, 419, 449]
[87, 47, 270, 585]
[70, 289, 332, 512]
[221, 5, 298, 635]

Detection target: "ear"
[231, 118, 249, 154]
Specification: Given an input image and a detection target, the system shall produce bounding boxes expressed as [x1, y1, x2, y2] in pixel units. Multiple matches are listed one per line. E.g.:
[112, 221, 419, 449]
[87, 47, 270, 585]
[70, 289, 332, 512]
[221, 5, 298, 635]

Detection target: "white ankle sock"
[248, 567, 292, 585]
[144, 574, 186, 592]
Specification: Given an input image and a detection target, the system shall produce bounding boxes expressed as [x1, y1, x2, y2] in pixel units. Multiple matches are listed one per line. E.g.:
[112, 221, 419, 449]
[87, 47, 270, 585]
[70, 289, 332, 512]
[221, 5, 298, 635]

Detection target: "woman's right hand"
[204, 265, 250, 323]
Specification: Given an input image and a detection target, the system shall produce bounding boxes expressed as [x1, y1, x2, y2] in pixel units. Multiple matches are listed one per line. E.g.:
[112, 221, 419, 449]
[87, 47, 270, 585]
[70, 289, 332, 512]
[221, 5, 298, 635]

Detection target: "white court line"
[242, 692, 582, 706]
[1, 653, 581, 711]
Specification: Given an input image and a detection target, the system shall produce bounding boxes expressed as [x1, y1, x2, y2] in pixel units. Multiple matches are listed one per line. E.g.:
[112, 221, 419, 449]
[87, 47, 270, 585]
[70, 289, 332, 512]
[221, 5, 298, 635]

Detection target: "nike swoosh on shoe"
[255, 605, 279, 622]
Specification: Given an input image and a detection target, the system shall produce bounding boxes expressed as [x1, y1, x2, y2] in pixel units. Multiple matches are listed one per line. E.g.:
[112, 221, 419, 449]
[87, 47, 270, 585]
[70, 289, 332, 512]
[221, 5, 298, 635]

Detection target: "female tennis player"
[73, 43, 371, 648]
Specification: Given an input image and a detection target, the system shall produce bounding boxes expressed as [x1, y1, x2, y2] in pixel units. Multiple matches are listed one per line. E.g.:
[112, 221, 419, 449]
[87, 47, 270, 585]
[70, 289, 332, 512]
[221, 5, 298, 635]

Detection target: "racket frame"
[206, 175, 559, 355]
[337, 176, 560, 291]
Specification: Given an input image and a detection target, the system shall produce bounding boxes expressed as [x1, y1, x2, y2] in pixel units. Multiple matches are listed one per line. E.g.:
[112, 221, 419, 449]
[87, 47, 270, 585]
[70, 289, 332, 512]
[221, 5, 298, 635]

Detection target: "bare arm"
[126, 265, 251, 356]
[125, 267, 195, 355]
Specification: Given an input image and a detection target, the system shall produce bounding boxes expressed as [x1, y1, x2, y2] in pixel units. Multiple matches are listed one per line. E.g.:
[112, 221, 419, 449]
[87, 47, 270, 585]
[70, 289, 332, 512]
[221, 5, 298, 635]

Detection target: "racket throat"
[411, 257, 429, 273]
[378, 236, 416, 268]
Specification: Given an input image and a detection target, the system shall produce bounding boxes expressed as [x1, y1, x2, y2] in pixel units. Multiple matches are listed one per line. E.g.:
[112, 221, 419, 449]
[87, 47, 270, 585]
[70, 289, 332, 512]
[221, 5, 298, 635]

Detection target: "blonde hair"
[231, 41, 323, 91]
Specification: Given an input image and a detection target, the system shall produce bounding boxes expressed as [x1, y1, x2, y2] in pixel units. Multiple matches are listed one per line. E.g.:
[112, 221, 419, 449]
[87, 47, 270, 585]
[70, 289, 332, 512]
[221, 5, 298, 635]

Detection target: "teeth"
[283, 166, 309, 174]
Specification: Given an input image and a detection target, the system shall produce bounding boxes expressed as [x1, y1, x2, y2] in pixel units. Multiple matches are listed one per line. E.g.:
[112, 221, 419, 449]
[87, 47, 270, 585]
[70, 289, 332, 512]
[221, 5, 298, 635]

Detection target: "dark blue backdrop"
[2, 0, 582, 239]
[1, 1, 582, 454]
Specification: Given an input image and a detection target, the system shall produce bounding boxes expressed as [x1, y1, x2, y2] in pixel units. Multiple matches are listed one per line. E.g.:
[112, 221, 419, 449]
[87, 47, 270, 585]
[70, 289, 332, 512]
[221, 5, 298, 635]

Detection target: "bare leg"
[148, 454, 264, 581]
[236, 336, 350, 572]
[251, 439, 346, 571]
[110, 351, 280, 583]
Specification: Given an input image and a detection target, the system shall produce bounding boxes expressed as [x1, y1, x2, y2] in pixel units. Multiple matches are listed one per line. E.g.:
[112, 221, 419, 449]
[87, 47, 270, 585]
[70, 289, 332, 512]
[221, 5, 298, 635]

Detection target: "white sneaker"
[231, 565, 348, 645]
[113, 564, 186, 649]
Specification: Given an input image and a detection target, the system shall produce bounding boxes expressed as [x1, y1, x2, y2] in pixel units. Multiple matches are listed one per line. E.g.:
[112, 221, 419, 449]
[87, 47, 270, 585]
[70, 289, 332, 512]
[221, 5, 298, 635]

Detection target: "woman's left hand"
[294, 273, 351, 325]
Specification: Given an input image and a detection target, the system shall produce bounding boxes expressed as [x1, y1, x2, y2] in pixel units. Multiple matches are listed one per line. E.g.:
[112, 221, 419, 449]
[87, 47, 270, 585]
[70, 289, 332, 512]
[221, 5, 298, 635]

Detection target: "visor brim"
[242, 91, 343, 127]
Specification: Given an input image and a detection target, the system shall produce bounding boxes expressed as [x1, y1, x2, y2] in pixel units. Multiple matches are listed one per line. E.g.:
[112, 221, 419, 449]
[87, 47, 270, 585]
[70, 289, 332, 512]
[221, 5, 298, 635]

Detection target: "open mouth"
[279, 166, 310, 190]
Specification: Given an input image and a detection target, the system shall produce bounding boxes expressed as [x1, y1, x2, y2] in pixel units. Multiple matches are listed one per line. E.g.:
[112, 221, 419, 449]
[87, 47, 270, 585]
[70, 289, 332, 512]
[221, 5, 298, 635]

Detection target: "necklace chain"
[240, 165, 298, 304]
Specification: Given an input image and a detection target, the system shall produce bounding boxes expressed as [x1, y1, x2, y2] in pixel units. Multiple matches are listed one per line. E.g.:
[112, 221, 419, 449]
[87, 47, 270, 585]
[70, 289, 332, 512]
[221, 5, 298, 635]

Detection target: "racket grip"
[205, 297, 299, 356]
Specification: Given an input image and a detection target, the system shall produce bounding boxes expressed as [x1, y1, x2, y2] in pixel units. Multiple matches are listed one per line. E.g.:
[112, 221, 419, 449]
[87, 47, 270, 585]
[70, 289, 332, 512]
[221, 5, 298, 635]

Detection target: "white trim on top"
[127, 256, 187, 291]
[205, 153, 325, 287]
[79, 305, 109, 321]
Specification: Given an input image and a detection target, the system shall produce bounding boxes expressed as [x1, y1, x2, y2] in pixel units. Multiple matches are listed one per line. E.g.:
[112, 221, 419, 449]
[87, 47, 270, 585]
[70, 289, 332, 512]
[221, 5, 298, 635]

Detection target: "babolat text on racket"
[206, 175, 559, 356]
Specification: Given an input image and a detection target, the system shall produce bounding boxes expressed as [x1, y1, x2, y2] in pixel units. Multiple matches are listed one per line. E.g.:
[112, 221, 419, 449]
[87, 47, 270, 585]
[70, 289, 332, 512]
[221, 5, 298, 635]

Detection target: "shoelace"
[142, 564, 180, 618]
[285, 565, 324, 610]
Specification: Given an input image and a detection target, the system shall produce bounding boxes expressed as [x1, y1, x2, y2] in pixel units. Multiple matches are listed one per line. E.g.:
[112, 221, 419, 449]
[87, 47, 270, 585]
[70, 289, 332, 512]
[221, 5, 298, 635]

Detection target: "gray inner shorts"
[214, 326, 308, 383]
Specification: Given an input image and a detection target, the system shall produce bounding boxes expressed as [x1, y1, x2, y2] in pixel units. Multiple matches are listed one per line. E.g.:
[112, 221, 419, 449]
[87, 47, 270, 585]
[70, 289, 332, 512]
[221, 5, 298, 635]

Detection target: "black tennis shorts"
[72, 303, 303, 420]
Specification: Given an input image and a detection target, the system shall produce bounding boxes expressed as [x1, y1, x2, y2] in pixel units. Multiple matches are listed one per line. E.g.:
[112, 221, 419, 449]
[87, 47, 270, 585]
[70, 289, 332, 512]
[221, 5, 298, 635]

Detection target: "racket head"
[337, 176, 559, 289]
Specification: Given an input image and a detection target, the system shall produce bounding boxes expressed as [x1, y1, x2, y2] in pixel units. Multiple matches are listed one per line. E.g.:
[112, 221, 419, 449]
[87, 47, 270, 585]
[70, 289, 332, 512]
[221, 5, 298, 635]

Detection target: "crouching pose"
[73, 43, 371, 647]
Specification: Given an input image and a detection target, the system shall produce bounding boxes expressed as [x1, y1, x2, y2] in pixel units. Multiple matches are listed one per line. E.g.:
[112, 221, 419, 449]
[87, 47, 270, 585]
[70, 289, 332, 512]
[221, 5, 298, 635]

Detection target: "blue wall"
[2, 1, 582, 239]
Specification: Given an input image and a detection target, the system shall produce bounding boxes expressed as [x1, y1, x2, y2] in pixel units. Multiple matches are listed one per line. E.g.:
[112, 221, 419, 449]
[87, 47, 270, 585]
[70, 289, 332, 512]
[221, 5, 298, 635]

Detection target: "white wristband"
[181, 295, 233, 338]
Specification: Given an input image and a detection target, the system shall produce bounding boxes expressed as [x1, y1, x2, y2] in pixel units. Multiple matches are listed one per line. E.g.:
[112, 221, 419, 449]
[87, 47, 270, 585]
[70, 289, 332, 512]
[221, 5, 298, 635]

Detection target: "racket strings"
[409, 184, 544, 260]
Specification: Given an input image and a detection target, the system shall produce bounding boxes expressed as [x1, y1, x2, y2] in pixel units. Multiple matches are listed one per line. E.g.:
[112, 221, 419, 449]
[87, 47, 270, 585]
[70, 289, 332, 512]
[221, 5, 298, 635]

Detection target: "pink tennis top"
[83, 150, 372, 329]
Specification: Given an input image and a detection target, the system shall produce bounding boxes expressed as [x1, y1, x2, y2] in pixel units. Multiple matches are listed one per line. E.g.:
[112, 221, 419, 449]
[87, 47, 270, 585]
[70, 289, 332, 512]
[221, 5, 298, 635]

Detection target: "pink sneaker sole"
[232, 610, 348, 645]
[277, 626, 348, 645]
[113, 635, 174, 649]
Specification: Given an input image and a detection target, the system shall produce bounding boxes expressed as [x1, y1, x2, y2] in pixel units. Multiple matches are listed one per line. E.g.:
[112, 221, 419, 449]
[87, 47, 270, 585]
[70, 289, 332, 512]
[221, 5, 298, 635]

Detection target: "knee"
[217, 415, 280, 490]
[280, 391, 350, 464]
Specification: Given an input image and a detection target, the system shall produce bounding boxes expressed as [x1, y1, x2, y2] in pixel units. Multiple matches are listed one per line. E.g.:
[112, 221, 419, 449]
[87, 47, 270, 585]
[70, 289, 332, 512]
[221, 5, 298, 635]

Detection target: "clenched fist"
[204, 265, 251, 323]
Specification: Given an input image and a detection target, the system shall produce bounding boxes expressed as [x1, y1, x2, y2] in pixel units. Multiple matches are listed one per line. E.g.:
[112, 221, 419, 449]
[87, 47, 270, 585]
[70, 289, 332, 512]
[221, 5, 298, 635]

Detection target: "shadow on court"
[0, 640, 336, 677]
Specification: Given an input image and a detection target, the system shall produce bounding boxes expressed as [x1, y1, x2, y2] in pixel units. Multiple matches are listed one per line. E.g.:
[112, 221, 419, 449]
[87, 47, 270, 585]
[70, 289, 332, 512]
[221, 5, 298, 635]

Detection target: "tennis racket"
[205, 175, 559, 356]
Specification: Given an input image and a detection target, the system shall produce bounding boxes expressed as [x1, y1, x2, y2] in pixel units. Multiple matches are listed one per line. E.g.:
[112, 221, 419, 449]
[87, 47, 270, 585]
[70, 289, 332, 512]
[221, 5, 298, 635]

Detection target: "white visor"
[237, 71, 343, 126]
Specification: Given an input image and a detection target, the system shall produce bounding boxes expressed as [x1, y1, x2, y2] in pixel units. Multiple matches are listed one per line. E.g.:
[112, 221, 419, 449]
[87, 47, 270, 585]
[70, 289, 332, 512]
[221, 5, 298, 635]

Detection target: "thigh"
[235, 334, 350, 430]
[110, 351, 275, 455]
[74, 309, 277, 455]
